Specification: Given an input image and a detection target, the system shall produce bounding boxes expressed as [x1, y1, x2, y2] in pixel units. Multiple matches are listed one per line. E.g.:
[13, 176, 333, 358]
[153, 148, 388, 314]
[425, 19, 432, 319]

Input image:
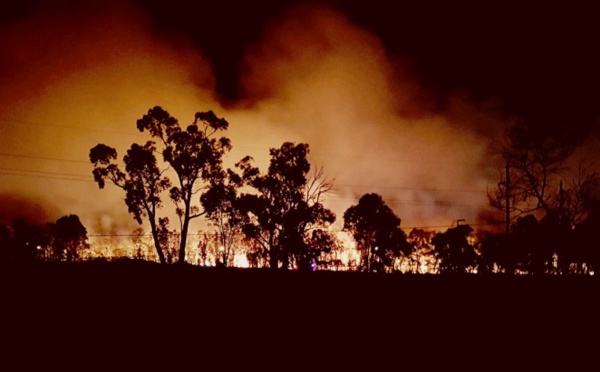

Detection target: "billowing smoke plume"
[0, 0, 508, 238]
[227, 3, 506, 229]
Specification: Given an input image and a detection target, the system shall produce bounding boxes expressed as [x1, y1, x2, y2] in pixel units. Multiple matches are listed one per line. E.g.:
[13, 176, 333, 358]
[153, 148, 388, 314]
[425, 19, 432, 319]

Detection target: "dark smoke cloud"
[0, 193, 57, 226]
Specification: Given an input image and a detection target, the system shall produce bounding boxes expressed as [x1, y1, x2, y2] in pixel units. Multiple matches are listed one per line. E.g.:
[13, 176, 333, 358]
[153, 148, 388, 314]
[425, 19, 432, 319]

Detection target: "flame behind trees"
[90, 106, 232, 264]
[201, 169, 246, 267]
[91, 111, 338, 268]
[90, 141, 171, 264]
[484, 121, 599, 273]
[431, 224, 477, 274]
[137, 107, 231, 264]
[0, 215, 89, 262]
[237, 142, 336, 270]
[50, 214, 90, 262]
[343, 193, 412, 273]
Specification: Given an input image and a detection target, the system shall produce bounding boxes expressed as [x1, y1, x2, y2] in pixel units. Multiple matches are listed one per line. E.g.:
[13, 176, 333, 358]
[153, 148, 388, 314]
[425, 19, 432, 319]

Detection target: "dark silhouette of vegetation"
[68, 109, 600, 275]
[90, 106, 232, 264]
[407, 228, 436, 274]
[574, 205, 600, 273]
[431, 224, 477, 273]
[8, 219, 47, 262]
[0, 215, 88, 262]
[48, 214, 89, 262]
[201, 168, 245, 267]
[343, 193, 412, 273]
[479, 213, 588, 274]
[90, 141, 171, 264]
[478, 232, 517, 274]
[483, 120, 599, 274]
[490, 121, 597, 227]
[237, 142, 336, 270]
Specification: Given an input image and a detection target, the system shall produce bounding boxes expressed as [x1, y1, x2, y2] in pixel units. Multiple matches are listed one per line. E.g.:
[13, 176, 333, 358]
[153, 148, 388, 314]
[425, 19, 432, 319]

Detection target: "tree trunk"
[269, 245, 279, 269]
[281, 245, 289, 270]
[176, 197, 193, 264]
[179, 217, 189, 265]
[149, 216, 167, 265]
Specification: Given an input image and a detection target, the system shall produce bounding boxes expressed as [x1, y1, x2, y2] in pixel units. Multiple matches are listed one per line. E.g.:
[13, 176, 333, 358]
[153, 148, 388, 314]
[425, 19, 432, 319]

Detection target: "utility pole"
[505, 160, 510, 235]
[558, 180, 564, 225]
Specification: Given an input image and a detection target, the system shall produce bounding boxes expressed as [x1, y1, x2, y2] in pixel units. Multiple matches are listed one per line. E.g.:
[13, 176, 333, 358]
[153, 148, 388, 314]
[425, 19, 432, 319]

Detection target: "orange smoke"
[0, 0, 506, 238]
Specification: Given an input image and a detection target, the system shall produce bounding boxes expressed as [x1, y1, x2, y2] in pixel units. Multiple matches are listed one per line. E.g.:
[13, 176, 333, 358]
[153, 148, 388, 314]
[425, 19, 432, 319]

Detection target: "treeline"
[6, 106, 598, 275]
[4, 207, 598, 276]
[0, 215, 88, 262]
[86, 106, 599, 274]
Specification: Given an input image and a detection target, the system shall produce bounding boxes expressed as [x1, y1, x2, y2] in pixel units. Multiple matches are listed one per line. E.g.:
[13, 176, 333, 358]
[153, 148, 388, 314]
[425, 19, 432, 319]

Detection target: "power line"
[0, 164, 492, 207]
[0, 171, 93, 183]
[0, 157, 490, 199]
[1, 119, 488, 166]
[0, 119, 142, 137]
[0, 152, 89, 164]
[0, 157, 491, 192]
[0, 167, 89, 179]
[0, 171, 489, 206]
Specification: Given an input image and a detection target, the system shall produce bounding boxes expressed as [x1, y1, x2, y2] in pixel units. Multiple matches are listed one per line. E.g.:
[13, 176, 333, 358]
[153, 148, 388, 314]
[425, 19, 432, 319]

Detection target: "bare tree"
[489, 122, 596, 228]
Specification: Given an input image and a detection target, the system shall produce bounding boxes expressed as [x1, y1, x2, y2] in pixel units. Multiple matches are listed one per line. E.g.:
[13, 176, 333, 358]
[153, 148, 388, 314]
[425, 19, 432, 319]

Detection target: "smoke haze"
[0, 0, 512, 237]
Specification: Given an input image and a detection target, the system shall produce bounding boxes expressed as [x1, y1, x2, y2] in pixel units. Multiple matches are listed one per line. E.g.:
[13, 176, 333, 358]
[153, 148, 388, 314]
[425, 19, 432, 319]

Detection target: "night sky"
[1, 0, 598, 237]
[138, 0, 600, 126]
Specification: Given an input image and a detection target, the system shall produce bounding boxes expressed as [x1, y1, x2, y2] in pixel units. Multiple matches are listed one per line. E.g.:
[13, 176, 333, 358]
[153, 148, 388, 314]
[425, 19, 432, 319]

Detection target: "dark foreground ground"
[1, 260, 598, 369]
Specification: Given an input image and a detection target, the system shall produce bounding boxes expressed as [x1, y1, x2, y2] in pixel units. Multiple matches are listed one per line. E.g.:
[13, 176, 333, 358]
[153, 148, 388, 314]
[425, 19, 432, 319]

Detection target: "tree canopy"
[431, 224, 477, 273]
[343, 193, 412, 273]
[90, 106, 232, 264]
[50, 215, 89, 262]
[237, 142, 336, 270]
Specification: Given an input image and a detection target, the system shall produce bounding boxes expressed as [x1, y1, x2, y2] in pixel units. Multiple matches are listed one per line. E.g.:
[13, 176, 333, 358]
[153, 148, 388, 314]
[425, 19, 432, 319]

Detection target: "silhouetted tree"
[407, 228, 436, 273]
[574, 206, 600, 273]
[137, 107, 231, 264]
[11, 219, 47, 262]
[479, 233, 516, 274]
[49, 215, 89, 262]
[490, 121, 596, 228]
[314, 231, 345, 270]
[431, 224, 477, 273]
[157, 217, 178, 264]
[237, 143, 336, 270]
[201, 168, 245, 267]
[508, 215, 558, 274]
[131, 228, 151, 260]
[196, 230, 213, 266]
[244, 236, 268, 268]
[343, 193, 412, 273]
[90, 141, 170, 264]
[91, 106, 232, 264]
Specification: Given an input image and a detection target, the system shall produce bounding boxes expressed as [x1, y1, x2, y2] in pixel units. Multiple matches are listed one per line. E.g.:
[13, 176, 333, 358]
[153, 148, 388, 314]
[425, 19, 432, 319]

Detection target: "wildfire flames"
[2, 1, 596, 271]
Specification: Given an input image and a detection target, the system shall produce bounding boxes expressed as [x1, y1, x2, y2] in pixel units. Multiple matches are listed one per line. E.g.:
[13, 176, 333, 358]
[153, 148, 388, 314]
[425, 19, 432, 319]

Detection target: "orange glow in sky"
[0, 1, 514, 242]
